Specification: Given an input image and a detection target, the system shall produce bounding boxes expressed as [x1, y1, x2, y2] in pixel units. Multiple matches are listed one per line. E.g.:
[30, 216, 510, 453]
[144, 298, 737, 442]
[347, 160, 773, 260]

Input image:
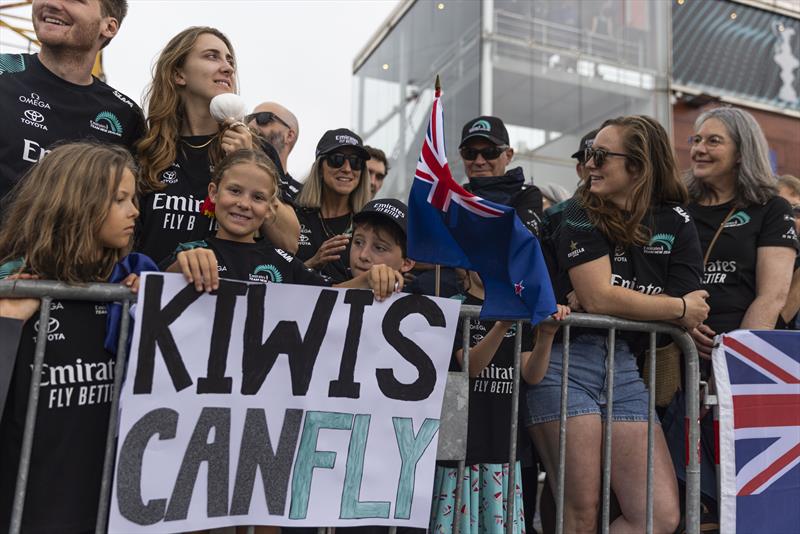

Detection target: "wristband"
[678, 296, 686, 320]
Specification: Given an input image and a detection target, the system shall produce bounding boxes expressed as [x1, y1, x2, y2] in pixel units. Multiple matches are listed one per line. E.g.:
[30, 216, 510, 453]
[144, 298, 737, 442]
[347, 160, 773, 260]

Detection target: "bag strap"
[703, 206, 736, 265]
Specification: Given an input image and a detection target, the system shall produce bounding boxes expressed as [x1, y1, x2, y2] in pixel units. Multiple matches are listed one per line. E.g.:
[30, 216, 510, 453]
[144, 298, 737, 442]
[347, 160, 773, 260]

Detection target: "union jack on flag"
[407, 81, 555, 323]
[713, 329, 800, 534]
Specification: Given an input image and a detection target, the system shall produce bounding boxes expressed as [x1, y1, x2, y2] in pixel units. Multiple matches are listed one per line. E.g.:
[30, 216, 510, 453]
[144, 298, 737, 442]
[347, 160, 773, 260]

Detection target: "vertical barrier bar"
[451, 316, 472, 534]
[247, 527, 255, 534]
[683, 339, 701, 534]
[10, 297, 52, 534]
[645, 331, 656, 534]
[387, 528, 397, 534]
[601, 328, 616, 534]
[96, 299, 132, 533]
[317, 528, 325, 534]
[555, 324, 570, 534]
[505, 320, 523, 534]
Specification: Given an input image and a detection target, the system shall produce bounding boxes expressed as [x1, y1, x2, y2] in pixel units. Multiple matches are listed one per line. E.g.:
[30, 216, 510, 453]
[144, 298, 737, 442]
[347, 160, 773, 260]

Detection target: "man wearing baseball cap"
[571, 128, 600, 182]
[459, 115, 543, 237]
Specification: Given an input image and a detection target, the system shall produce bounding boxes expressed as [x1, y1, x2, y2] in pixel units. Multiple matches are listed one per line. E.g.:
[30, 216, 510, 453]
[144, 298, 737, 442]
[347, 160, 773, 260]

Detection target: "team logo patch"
[20, 109, 48, 130]
[19, 92, 51, 109]
[468, 119, 491, 133]
[249, 264, 283, 283]
[161, 170, 178, 184]
[90, 111, 123, 137]
[723, 211, 751, 228]
[33, 317, 65, 341]
[644, 233, 675, 254]
[0, 54, 26, 75]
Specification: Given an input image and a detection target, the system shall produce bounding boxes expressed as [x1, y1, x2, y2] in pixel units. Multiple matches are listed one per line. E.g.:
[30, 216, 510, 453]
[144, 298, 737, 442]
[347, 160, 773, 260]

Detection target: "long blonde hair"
[577, 115, 687, 246]
[296, 157, 371, 213]
[0, 142, 137, 283]
[137, 27, 237, 193]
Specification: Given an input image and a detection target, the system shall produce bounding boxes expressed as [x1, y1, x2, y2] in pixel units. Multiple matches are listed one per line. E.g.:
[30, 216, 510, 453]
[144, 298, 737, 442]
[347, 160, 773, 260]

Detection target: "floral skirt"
[429, 461, 525, 534]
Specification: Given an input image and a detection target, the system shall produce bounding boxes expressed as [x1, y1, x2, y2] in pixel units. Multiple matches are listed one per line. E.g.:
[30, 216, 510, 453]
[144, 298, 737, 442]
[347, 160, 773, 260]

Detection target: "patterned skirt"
[429, 461, 526, 534]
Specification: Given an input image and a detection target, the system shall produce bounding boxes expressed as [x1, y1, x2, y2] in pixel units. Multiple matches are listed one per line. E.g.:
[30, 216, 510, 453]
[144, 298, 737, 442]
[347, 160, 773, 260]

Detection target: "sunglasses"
[583, 147, 629, 168]
[245, 111, 291, 130]
[325, 153, 365, 171]
[460, 145, 508, 161]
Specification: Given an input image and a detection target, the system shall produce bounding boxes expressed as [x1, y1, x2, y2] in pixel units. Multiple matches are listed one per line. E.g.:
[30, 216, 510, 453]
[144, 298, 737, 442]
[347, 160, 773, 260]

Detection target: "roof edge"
[352, 0, 417, 74]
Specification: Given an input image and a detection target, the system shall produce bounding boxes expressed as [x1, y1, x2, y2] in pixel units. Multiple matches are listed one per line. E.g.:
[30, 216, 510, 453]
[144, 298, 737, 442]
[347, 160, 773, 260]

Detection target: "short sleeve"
[757, 196, 799, 250]
[557, 201, 611, 270]
[665, 207, 704, 296]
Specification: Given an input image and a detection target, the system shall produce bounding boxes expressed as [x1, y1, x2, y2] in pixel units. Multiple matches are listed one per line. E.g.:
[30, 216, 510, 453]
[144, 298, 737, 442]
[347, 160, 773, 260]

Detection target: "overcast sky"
[1, 0, 400, 178]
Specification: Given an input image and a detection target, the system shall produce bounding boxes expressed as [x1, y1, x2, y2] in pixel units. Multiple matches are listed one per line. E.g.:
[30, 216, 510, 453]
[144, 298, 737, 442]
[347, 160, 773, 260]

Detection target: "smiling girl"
[0, 142, 140, 533]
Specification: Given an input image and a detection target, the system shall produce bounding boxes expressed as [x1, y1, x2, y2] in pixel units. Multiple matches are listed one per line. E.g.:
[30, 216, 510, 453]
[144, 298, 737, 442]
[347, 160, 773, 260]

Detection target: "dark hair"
[353, 216, 406, 257]
[364, 146, 390, 172]
[100, 0, 128, 24]
[577, 115, 687, 246]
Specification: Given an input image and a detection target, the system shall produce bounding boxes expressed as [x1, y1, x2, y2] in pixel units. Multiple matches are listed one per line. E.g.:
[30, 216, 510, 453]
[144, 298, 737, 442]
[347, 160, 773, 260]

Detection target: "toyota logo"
[34, 317, 60, 333]
[163, 171, 176, 180]
[24, 109, 44, 123]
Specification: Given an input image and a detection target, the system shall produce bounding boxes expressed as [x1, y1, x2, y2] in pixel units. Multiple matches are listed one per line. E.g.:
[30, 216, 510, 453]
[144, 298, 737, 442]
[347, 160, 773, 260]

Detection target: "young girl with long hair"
[165, 148, 404, 300]
[0, 142, 140, 533]
[525, 116, 709, 533]
[136, 26, 299, 265]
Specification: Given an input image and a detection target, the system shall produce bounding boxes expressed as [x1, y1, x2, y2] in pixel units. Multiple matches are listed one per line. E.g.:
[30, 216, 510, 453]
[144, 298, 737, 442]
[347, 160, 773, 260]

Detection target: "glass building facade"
[353, 0, 672, 199]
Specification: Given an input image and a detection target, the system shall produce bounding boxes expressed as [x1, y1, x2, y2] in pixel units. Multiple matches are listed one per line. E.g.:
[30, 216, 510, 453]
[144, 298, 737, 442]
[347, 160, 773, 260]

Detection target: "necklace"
[318, 210, 352, 239]
[181, 136, 214, 150]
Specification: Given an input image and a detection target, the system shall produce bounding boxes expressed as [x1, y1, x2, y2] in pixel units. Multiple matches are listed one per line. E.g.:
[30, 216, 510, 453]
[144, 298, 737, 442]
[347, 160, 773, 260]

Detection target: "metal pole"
[645, 332, 656, 534]
[601, 328, 616, 534]
[9, 297, 52, 534]
[505, 320, 523, 534]
[555, 325, 570, 534]
[681, 337, 701, 534]
[451, 317, 472, 534]
[95, 299, 132, 533]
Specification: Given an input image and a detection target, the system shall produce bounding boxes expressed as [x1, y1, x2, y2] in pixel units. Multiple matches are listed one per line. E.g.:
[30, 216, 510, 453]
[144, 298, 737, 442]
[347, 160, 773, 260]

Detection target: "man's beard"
[264, 131, 286, 154]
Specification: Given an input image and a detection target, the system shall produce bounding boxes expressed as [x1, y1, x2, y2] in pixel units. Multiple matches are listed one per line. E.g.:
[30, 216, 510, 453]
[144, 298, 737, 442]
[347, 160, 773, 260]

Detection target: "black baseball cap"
[353, 198, 408, 237]
[571, 128, 600, 162]
[315, 128, 371, 160]
[459, 116, 510, 148]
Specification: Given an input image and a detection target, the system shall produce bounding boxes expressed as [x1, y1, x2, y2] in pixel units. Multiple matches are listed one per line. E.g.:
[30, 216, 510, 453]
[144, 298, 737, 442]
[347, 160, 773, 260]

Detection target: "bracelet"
[678, 296, 686, 320]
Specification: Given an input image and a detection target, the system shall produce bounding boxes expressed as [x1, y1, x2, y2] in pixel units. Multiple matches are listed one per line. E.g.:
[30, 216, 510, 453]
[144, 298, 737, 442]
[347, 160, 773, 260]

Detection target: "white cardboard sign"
[109, 273, 459, 532]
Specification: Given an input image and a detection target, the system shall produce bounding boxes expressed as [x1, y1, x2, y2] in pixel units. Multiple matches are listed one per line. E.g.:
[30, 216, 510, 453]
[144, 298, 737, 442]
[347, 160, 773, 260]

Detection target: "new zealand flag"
[407, 84, 556, 324]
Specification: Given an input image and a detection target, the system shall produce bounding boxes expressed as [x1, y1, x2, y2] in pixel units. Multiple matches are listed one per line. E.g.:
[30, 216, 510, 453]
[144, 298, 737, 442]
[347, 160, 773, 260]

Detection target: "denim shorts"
[524, 333, 651, 425]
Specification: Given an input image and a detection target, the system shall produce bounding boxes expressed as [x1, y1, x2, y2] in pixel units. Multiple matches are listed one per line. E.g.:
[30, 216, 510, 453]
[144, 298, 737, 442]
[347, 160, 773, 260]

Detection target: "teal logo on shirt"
[644, 233, 675, 255]
[0, 54, 26, 75]
[250, 264, 283, 283]
[723, 211, 751, 228]
[90, 111, 123, 137]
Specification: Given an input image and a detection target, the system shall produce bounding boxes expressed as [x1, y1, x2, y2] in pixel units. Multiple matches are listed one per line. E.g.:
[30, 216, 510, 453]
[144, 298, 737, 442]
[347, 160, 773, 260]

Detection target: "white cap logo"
[335, 135, 358, 146]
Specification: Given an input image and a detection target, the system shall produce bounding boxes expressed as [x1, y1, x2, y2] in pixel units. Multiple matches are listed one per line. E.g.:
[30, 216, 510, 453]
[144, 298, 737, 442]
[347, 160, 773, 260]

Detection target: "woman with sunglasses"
[135, 27, 300, 266]
[526, 116, 709, 534]
[293, 128, 372, 283]
[661, 107, 797, 528]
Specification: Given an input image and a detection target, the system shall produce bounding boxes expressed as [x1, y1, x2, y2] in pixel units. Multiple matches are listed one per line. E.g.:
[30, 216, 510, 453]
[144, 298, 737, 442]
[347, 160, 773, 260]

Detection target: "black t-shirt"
[543, 198, 704, 348]
[163, 235, 331, 286]
[0, 291, 114, 533]
[135, 139, 219, 265]
[294, 207, 352, 283]
[451, 293, 534, 465]
[0, 53, 144, 204]
[689, 196, 798, 334]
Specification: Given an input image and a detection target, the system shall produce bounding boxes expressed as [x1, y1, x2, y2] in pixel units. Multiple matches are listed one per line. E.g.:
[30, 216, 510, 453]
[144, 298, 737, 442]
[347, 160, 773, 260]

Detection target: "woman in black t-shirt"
[526, 116, 709, 534]
[135, 27, 299, 264]
[293, 129, 372, 283]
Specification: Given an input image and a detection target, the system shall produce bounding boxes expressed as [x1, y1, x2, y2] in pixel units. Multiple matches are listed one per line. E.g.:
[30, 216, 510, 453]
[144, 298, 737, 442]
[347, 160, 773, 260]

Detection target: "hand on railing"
[690, 324, 716, 360]
[678, 289, 710, 331]
[0, 273, 41, 321]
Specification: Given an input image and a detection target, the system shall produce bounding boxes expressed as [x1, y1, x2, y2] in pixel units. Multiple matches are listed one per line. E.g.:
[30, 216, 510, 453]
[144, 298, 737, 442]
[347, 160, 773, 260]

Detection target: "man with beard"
[247, 101, 303, 201]
[0, 0, 144, 204]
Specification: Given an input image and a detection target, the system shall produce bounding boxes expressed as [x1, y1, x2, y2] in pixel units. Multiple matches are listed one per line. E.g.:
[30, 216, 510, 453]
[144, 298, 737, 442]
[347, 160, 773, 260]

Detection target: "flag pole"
[434, 74, 441, 298]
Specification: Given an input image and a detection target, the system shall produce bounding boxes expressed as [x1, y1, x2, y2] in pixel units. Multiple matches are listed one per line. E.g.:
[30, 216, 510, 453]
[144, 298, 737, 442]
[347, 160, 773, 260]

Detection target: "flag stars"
[515, 281, 525, 296]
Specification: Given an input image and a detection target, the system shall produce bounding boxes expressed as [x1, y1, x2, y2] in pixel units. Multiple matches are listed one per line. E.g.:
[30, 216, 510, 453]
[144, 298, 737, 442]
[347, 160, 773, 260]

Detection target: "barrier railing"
[0, 281, 700, 534]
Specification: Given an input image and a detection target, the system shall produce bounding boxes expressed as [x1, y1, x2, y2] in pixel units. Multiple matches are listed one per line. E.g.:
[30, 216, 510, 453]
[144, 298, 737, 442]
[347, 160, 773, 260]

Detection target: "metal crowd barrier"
[0, 281, 700, 534]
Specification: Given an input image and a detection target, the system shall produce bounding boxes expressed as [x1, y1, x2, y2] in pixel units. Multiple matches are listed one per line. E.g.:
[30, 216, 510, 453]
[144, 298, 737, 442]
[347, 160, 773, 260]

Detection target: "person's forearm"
[741, 295, 787, 330]
[456, 324, 510, 377]
[580, 285, 683, 322]
[522, 332, 554, 384]
[780, 268, 800, 323]
[263, 202, 300, 254]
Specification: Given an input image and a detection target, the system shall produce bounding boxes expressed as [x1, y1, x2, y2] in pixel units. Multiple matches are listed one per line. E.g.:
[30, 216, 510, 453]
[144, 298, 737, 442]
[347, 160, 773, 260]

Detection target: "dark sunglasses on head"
[245, 111, 291, 129]
[583, 147, 629, 168]
[325, 153, 365, 171]
[460, 145, 507, 161]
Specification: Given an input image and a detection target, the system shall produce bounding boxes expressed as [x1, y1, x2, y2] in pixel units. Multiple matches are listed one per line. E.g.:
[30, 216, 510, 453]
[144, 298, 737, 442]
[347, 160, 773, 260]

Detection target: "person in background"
[246, 101, 303, 201]
[0, 0, 144, 204]
[293, 128, 372, 283]
[528, 115, 708, 534]
[135, 27, 299, 265]
[662, 107, 798, 530]
[540, 183, 571, 210]
[364, 145, 390, 198]
[0, 142, 140, 532]
[777, 174, 800, 329]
